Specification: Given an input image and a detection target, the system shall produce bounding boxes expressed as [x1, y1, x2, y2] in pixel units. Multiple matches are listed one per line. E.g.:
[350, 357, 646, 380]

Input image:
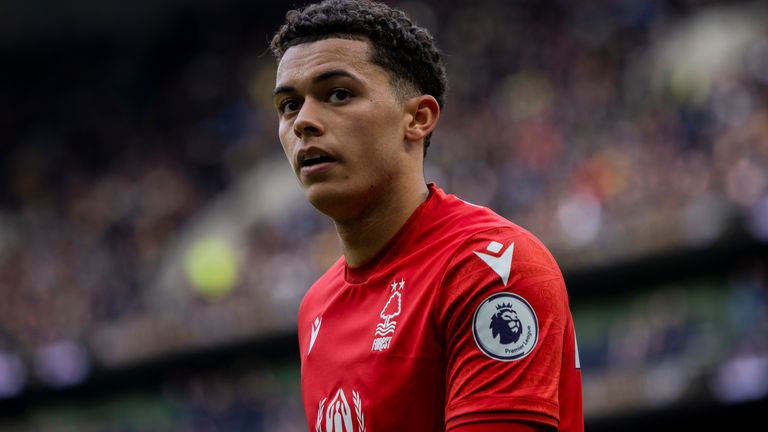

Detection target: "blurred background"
[1, 0, 767, 430]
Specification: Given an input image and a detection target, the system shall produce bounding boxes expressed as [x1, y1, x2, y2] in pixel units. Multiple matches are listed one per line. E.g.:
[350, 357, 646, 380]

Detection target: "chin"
[303, 181, 372, 221]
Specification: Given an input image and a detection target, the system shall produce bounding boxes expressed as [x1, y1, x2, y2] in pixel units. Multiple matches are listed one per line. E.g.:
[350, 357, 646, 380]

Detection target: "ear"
[404, 95, 440, 146]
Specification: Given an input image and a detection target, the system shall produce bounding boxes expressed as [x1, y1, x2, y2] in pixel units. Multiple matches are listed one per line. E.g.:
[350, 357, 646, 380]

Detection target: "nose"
[293, 98, 324, 139]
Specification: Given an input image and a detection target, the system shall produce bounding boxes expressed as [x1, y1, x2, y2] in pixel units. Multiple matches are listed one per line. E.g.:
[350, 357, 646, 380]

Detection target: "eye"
[328, 89, 352, 103]
[279, 98, 301, 114]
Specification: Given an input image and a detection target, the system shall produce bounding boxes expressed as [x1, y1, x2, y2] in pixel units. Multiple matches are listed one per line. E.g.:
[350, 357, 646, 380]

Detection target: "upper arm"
[436, 227, 571, 430]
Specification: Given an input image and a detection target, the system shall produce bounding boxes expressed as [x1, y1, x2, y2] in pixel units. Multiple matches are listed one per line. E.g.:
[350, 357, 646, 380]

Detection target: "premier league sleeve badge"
[473, 292, 539, 361]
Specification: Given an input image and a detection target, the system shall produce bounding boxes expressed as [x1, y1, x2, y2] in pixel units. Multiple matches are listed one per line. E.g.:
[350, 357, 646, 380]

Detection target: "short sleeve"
[436, 226, 569, 430]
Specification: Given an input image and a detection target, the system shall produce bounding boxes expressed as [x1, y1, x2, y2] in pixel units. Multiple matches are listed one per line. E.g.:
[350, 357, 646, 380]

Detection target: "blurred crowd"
[2, 258, 765, 431]
[1, 358, 305, 432]
[579, 258, 768, 417]
[1, 0, 768, 425]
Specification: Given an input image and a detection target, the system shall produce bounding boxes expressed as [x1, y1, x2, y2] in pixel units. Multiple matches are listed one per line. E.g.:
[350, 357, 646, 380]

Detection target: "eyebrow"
[273, 69, 358, 97]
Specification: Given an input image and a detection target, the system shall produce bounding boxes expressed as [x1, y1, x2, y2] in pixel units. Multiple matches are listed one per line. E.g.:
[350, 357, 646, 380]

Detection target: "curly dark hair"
[270, 0, 447, 153]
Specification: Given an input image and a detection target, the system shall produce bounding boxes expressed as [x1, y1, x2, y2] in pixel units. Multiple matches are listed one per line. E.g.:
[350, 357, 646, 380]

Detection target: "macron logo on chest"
[474, 241, 515, 286]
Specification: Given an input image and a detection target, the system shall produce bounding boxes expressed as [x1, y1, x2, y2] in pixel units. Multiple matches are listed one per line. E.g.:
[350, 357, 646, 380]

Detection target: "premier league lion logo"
[489, 302, 522, 345]
[474, 292, 538, 361]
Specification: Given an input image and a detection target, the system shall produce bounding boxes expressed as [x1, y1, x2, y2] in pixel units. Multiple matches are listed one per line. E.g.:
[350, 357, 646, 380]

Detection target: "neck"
[336, 182, 429, 267]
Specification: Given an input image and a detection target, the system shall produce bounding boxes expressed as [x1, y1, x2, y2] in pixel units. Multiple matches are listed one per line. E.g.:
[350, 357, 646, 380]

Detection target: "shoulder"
[431, 194, 567, 317]
[435, 197, 561, 283]
[429, 189, 512, 231]
[423, 189, 518, 247]
[438, 223, 565, 309]
[424, 189, 563, 285]
[456, 224, 563, 283]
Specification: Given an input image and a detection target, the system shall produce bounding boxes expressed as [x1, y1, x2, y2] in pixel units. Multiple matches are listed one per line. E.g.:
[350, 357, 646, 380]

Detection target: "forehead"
[275, 38, 378, 86]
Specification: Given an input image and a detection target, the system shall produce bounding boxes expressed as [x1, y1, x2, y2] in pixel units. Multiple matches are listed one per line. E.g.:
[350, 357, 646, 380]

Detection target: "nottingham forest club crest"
[473, 292, 538, 361]
[371, 279, 405, 352]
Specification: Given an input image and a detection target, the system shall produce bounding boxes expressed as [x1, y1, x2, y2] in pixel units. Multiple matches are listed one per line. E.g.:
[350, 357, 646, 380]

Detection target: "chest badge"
[371, 278, 404, 352]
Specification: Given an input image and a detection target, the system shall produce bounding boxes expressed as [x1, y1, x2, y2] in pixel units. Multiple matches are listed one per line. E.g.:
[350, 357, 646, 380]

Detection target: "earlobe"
[404, 95, 440, 144]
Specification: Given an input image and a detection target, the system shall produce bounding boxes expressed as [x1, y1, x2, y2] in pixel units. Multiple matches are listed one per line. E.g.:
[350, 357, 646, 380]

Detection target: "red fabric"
[298, 184, 583, 432]
[452, 421, 552, 432]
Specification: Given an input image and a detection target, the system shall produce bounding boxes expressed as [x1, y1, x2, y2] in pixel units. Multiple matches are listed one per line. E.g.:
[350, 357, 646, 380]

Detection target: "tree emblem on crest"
[375, 279, 404, 336]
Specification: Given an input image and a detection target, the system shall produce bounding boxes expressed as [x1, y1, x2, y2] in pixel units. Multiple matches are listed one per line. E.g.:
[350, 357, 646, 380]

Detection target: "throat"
[334, 184, 429, 267]
[336, 217, 391, 267]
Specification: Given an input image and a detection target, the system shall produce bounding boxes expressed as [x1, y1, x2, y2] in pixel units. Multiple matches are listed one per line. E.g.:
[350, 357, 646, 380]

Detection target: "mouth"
[297, 147, 339, 173]
[300, 154, 337, 168]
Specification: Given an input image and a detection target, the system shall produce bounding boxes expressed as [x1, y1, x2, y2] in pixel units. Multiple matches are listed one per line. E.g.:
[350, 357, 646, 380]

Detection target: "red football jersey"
[298, 184, 583, 432]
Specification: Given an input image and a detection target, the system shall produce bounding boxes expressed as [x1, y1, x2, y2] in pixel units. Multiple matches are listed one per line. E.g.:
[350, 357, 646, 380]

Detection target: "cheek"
[360, 117, 406, 158]
[278, 124, 295, 155]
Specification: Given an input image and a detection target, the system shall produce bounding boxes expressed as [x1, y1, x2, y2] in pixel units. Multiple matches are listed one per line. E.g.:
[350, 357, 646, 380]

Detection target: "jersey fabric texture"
[298, 184, 583, 432]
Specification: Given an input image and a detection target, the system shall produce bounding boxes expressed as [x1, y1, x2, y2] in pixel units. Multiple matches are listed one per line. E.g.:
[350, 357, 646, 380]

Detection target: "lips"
[301, 154, 336, 167]
[296, 147, 339, 178]
[297, 147, 338, 169]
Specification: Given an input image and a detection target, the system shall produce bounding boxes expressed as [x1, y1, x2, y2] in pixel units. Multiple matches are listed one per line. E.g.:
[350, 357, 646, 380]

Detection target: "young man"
[270, 1, 583, 431]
